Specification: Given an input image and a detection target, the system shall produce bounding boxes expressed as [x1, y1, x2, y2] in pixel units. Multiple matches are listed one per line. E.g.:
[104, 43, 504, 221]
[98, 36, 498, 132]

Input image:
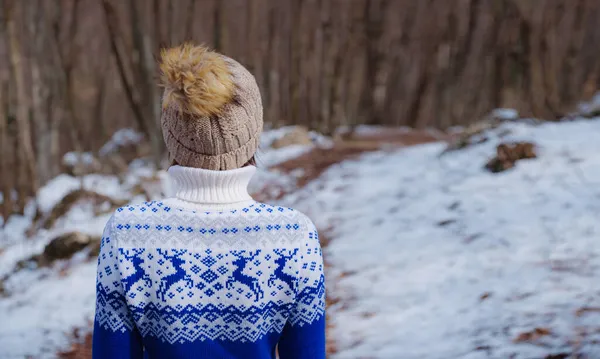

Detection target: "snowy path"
[2, 121, 600, 358]
[284, 120, 600, 358]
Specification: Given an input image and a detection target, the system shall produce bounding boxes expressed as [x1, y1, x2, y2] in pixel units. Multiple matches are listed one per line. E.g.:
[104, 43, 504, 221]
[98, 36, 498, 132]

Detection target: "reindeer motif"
[120, 248, 152, 294]
[156, 249, 194, 301]
[226, 250, 264, 302]
[268, 249, 299, 292]
[296, 272, 325, 306]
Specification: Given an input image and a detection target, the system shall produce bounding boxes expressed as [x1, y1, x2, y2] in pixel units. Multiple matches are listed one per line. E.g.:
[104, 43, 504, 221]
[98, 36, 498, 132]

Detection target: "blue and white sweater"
[93, 166, 325, 359]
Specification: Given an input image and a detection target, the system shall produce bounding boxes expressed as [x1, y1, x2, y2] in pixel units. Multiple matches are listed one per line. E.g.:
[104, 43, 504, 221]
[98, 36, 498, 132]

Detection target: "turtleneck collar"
[166, 165, 256, 210]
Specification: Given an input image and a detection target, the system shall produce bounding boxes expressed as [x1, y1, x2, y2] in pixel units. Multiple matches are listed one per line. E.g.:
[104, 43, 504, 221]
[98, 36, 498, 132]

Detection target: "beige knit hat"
[159, 44, 263, 170]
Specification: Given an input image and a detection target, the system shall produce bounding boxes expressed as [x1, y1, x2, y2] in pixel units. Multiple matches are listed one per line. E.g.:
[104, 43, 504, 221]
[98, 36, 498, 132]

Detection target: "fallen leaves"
[485, 142, 537, 173]
[513, 327, 552, 343]
[575, 307, 600, 317]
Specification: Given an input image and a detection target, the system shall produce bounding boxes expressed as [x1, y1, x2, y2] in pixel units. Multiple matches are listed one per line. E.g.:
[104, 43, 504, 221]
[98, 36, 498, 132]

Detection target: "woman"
[92, 44, 325, 359]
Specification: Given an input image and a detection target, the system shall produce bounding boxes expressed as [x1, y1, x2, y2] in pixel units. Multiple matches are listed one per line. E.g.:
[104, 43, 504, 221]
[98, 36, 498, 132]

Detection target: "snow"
[257, 145, 311, 168]
[0, 214, 31, 245]
[336, 124, 413, 136]
[3, 120, 600, 358]
[62, 151, 97, 167]
[491, 108, 519, 120]
[260, 125, 333, 155]
[98, 128, 143, 157]
[281, 119, 600, 358]
[0, 261, 97, 359]
[0, 204, 111, 358]
[249, 125, 327, 198]
[36, 174, 125, 214]
[577, 92, 600, 116]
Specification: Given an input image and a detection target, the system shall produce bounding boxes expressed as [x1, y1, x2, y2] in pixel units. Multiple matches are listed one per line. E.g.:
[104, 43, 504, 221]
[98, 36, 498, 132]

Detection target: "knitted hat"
[159, 44, 263, 170]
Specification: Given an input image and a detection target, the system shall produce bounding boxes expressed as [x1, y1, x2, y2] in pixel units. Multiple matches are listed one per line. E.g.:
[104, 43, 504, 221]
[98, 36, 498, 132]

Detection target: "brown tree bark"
[101, 0, 163, 167]
[0, 58, 13, 221]
[5, 0, 38, 211]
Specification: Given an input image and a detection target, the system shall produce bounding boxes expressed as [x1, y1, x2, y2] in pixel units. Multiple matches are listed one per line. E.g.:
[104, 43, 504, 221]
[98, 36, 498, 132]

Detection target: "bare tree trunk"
[92, 63, 109, 143]
[101, 0, 163, 167]
[0, 61, 13, 222]
[5, 1, 38, 210]
[28, 0, 56, 184]
[30, 61, 52, 181]
[184, 0, 196, 41]
[101, 0, 148, 136]
[359, 0, 389, 126]
[129, 0, 163, 167]
[63, 0, 84, 155]
[43, 0, 64, 178]
[213, 0, 223, 51]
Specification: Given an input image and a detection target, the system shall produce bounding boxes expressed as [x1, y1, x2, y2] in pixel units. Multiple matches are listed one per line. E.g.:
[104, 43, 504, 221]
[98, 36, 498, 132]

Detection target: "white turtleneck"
[163, 165, 256, 211]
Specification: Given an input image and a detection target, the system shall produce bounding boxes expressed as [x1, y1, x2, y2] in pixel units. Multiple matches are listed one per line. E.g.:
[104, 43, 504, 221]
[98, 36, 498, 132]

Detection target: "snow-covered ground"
[1, 119, 600, 358]
[283, 119, 600, 358]
[0, 127, 320, 359]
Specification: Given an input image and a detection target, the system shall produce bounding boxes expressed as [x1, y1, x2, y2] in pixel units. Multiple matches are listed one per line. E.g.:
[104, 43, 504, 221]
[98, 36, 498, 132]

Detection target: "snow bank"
[0, 261, 97, 359]
[283, 119, 600, 358]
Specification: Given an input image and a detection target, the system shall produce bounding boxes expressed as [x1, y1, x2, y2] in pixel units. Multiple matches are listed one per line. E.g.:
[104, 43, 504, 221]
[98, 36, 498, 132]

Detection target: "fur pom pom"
[159, 44, 234, 117]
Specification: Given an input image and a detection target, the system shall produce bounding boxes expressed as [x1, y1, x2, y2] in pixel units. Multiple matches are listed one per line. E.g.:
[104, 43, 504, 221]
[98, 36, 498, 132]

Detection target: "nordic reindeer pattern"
[226, 250, 265, 302]
[155, 248, 194, 301]
[120, 249, 152, 293]
[94, 201, 325, 344]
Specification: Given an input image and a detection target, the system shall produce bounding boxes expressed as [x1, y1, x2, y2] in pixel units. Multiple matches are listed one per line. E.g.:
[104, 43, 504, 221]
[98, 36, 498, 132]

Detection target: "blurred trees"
[1, 0, 600, 217]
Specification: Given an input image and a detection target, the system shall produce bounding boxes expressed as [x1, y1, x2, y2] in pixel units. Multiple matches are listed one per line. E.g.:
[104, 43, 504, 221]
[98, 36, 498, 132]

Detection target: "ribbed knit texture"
[161, 55, 263, 171]
[168, 165, 255, 205]
[92, 166, 325, 359]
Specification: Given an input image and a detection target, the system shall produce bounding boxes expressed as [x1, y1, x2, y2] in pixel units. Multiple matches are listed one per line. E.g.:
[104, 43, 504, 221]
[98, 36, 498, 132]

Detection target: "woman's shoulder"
[251, 202, 316, 230]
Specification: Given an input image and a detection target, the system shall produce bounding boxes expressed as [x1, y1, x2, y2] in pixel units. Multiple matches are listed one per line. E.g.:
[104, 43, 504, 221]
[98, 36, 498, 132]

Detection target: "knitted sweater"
[93, 166, 325, 359]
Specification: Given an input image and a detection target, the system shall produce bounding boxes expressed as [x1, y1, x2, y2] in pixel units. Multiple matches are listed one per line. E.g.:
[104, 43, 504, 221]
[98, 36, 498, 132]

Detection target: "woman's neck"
[165, 165, 256, 210]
